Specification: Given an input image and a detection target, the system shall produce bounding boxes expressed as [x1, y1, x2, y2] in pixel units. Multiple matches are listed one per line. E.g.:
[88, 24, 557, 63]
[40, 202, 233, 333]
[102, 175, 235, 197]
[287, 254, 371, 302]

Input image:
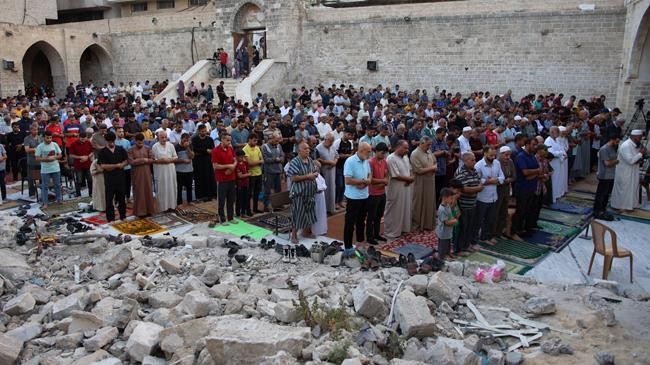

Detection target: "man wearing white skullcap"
[545, 126, 569, 202]
[458, 126, 472, 156]
[611, 130, 647, 212]
[494, 145, 516, 238]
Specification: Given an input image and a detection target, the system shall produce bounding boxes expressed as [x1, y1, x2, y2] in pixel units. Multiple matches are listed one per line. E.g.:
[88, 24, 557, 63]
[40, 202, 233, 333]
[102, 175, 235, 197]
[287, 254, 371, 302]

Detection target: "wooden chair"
[268, 191, 291, 236]
[587, 220, 634, 283]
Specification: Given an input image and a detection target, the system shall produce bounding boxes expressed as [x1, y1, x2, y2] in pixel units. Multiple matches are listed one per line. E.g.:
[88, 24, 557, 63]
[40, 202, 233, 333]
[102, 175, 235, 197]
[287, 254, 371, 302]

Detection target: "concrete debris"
[594, 351, 615, 365]
[505, 351, 523, 365]
[0, 333, 23, 364]
[148, 291, 182, 308]
[525, 297, 557, 315]
[83, 326, 119, 352]
[541, 337, 574, 356]
[91, 246, 132, 280]
[68, 310, 104, 333]
[404, 275, 429, 296]
[427, 271, 461, 307]
[3, 292, 36, 315]
[160, 257, 181, 274]
[274, 301, 300, 323]
[394, 289, 436, 338]
[352, 281, 388, 320]
[0, 248, 33, 281]
[125, 322, 164, 362]
[205, 317, 310, 365]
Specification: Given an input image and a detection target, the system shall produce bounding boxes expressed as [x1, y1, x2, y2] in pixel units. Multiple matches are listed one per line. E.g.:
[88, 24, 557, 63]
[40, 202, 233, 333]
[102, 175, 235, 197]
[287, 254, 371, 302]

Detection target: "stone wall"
[294, 0, 626, 103]
[0, 0, 57, 25]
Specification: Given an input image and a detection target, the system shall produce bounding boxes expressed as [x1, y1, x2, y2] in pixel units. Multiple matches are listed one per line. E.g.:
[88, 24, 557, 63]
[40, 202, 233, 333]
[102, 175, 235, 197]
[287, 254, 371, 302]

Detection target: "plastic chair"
[587, 220, 633, 283]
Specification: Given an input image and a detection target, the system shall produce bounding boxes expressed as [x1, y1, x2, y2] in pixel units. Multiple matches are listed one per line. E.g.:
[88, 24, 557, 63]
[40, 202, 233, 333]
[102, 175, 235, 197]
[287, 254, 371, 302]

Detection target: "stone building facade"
[0, 0, 648, 116]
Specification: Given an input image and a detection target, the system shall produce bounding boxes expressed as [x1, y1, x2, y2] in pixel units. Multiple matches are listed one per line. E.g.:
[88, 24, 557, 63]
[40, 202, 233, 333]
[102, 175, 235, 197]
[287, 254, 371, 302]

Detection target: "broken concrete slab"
[52, 291, 89, 320]
[274, 301, 299, 323]
[427, 271, 461, 307]
[148, 291, 182, 308]
[142, 355, 167, 365]
[68, 310, 104, 333]
[205, 317, 310, 365]
[0, 333, 23, 364]
[19, 283, 52, 304]
[176, 290, 211, 318]
[159, 258, 181, 274]
[3, 292, 36, 315]
[395, 289, 436, 339]
[525, 297, 556, 315]
[6, 322, 42, 343]
[125, 322, 164, 362]
[91, 246, 132, 281]
[404, 275, 429, 296]
[352, 281, 388, 320]
[159, 317, 215, 356]
[270, 288, 298, 303]
[0, 248, 33, 282]
[69, 349, 112, 365]
[83, 326, 119, 352]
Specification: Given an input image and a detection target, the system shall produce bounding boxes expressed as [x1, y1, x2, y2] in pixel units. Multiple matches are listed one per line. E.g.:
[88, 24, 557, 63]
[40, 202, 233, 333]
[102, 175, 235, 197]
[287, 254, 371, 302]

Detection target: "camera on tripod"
[636, 98, 645, 109]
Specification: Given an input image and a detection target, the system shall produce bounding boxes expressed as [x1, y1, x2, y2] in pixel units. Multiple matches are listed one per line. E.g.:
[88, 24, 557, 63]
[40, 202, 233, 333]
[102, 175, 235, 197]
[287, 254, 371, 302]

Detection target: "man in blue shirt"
[512, 137, 541, 240]
[342, 142, 372, 256]
[431, 127, 449, 203]
[35, 131, 62, 209]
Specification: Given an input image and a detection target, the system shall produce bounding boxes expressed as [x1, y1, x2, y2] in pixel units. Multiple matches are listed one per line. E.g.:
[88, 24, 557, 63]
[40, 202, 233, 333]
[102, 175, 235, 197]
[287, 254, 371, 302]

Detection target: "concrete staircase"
[206, 78, 238, 100]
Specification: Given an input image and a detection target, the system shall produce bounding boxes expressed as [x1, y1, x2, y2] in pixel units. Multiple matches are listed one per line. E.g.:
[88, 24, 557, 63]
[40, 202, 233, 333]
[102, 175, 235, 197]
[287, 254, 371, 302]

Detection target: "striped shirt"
[454, 165, 481, 209]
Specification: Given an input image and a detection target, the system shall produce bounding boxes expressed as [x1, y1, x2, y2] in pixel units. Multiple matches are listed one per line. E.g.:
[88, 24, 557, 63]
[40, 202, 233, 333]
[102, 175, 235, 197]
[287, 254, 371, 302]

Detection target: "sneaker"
[290, 247, 298, 264]
[282, 246, 291, 263]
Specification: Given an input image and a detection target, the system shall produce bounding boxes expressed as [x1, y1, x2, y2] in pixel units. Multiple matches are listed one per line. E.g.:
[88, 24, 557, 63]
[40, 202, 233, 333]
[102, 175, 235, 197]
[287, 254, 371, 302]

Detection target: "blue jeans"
[41, 171, 62, 205]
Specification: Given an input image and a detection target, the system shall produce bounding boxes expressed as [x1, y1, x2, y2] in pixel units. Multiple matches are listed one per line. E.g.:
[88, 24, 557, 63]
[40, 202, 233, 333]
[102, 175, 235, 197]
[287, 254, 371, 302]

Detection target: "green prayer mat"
[478, 237, 551, 265]
[615, 209, 650, 223]
[539, 208, 586, 226]
[559, 195, 594, 208]
[212, 219, 273, 240]
[459, 251, 533, 275]
[537, 219, 582, 237]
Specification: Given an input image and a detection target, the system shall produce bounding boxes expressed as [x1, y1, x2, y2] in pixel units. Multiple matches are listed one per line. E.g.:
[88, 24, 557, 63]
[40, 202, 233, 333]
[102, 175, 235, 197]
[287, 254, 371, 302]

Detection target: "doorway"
[232, 29, 266, 77]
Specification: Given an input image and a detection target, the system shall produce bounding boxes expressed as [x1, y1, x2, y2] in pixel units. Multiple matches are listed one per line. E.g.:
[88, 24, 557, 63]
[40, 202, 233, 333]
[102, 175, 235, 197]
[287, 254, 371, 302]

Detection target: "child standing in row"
[235, 149, 251, 218]
[436, 187, 459, 261]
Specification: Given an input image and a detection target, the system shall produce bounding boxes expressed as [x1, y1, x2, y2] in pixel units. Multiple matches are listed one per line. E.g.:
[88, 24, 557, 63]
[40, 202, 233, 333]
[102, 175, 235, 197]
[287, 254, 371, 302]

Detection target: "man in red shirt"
[211, 133, 237, 224]
[366, 142, 390, 245]
[45, 116, 64, 148]
[219, 48, 229, 78]
[69, 132, 94, 197]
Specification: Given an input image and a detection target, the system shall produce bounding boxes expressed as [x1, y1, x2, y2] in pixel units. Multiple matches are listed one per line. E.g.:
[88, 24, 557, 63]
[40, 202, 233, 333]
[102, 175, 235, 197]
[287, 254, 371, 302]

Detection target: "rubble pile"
[0, 209, 649, 364]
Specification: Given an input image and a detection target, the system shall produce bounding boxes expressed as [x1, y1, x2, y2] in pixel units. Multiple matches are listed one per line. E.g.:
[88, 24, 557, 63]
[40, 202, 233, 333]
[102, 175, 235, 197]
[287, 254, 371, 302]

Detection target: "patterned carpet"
[478, 237, 551, 265]
[461, 251, 532, 275]
[379, 230, 439, 252]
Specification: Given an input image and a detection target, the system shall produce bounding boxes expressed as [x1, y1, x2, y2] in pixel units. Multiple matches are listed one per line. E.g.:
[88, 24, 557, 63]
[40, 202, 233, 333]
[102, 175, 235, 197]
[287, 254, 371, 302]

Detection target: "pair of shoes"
[259, 238, 276, 250]
[223, 240, 241, 250]
[406, 253, 418, 276]
[281, 245, 298, 263]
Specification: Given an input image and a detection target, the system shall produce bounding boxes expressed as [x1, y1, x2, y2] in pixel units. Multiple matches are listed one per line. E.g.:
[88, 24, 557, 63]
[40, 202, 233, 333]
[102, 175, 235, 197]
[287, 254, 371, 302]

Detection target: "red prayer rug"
[378, 230, 439, 252]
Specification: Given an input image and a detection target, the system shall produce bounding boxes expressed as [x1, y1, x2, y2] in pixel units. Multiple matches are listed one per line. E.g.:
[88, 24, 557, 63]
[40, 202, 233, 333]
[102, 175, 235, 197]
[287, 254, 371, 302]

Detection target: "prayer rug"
[478, 237, 551, 265]
[82, 208, 134, 226]
[174, 206, 218, 223]
[558, 195, 594, 208]
[394, 243, 435, 259]
[379, 230, 438, 252]
[615, 209, 650, 223]
[111, 218, 167, 236]
[548, 202, 593, 215]
[148, 213, 191, 229]
[212, 219, 273, 240]
[0, 199, 27, 211]
[43, 197, 92, 216]
[460, 251, 533, 275]
[192, 200, 220, 216]
[538, 209, 586, 226]
[564, 191, 596, 201]
[537, 219, 582, 237]
[255, 213, 292, 233]
[525, 230, 567, 248]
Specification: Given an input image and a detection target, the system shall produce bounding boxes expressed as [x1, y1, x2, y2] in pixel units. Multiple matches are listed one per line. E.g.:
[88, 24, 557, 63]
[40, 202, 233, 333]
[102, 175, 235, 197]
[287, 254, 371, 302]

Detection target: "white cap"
[462, 126, 472, 133]
[499, 146, 511, 154]
[559, 126, 567, 132]
[631, 129, 643, 136]
[522, 117, 529, 122]
[514, 116, 522, 121]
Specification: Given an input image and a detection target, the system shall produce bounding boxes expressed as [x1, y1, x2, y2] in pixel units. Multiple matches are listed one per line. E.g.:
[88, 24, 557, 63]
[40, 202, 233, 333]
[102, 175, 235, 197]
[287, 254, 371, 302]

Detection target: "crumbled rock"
[176, 290, 211, 318]
[0, 333, 23, 364]
[427, 271, 461, 307]
[5, 322, 42, 343]
[594, 351, 615, 365]
[352, 281, 388, 320]
[205, 317, 310, 365]
[270, 288, 298, 303]
[505, 351, 523, 365]
[52, 291, 89, 320]
[487, 349, 504, 365]
[274, 301, 299, 323]
[160, 257, 181, 274]
[159, 317, 212, 356]
[541, 337, 573, 356]
[525, 297, 556, 315]
[394, 289, 435, 339]
[445, 261, 465, 276]
[0, 248, 33, 281]
[91, 246, 132, 280]
[83, 326, 119, 352]
[20, 283, 53, 304]
[69, 349, 112, 365]
[125, 322, 164, 362]
[149, 291, 183, 308]
[68, 310, 104, 333]
[463, 334, 482, 352]
[200, 267, 221, 286]
[142, 355, 167, 365]
[3, 292, 36, 315]
[404, 275, 428, 296]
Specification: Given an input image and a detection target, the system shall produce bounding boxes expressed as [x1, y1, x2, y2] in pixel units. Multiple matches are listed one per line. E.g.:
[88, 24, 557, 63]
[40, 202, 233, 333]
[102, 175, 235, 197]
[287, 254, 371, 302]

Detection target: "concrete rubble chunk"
[395, 289, 435, 338]
[505, 351, 523, 365]
[200, 267, 221, 286]
[83, 326, 119, 352]
[55, 332, 84, 349]
[205, 317, 311, 365]
[181, 235, 208, 248]
[149, 291, 182, 308]
[183, 275, 210, 294]
[341, 358, 363, 365]
[52, 291, 89, 320]
[427, 272, 461, 307]
[91, 246, 132, 280]
[109, 298, 139, 329]
[69, 310, 104, 333]
[0, 333, 23, 365]
[435, 337, 480, 365]
[274, 301, 299, 323]
[142, 355, 167, 365]
[69, 349, 111, 365]
[3, 292, 36, 315]
[352, 281, 388, 320]
[256, 299, 277, 318]
[0, 248, 33, 282]
[89, 358, 122, 365]
[270, 288, 297, 303]
[389, 360, 430, 365]
[159, 317, 212, 356]
[159, 258, 181, 274]
[125, 322, 164, 362]
[594, 351, 615, 365]
[176, 290, 211, 318]
[259, 350, 299, 365]
[488, 349, 505, 365]
[525, 297, 556, 314]
[405, 275, 429, 296]
[20, 283, 52, 304]
[6, 322, 42, 343]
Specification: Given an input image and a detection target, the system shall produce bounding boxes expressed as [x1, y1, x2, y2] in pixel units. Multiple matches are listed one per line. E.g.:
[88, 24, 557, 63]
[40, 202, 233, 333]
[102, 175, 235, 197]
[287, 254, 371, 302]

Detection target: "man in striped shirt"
[454, 152, 484, 256]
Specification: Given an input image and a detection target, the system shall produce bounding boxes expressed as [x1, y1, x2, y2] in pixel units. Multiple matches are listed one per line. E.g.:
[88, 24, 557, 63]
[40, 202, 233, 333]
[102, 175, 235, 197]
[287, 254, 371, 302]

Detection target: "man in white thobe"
[611, 130, 647, 212]
[545, 126, 568, 202]
[384, 140, 414, 238]
[152, 131, 179, 212]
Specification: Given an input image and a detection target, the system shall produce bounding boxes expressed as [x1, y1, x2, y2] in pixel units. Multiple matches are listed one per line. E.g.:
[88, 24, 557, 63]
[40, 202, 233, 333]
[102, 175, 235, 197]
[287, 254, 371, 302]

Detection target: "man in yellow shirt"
[242, 134, 264, 214]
